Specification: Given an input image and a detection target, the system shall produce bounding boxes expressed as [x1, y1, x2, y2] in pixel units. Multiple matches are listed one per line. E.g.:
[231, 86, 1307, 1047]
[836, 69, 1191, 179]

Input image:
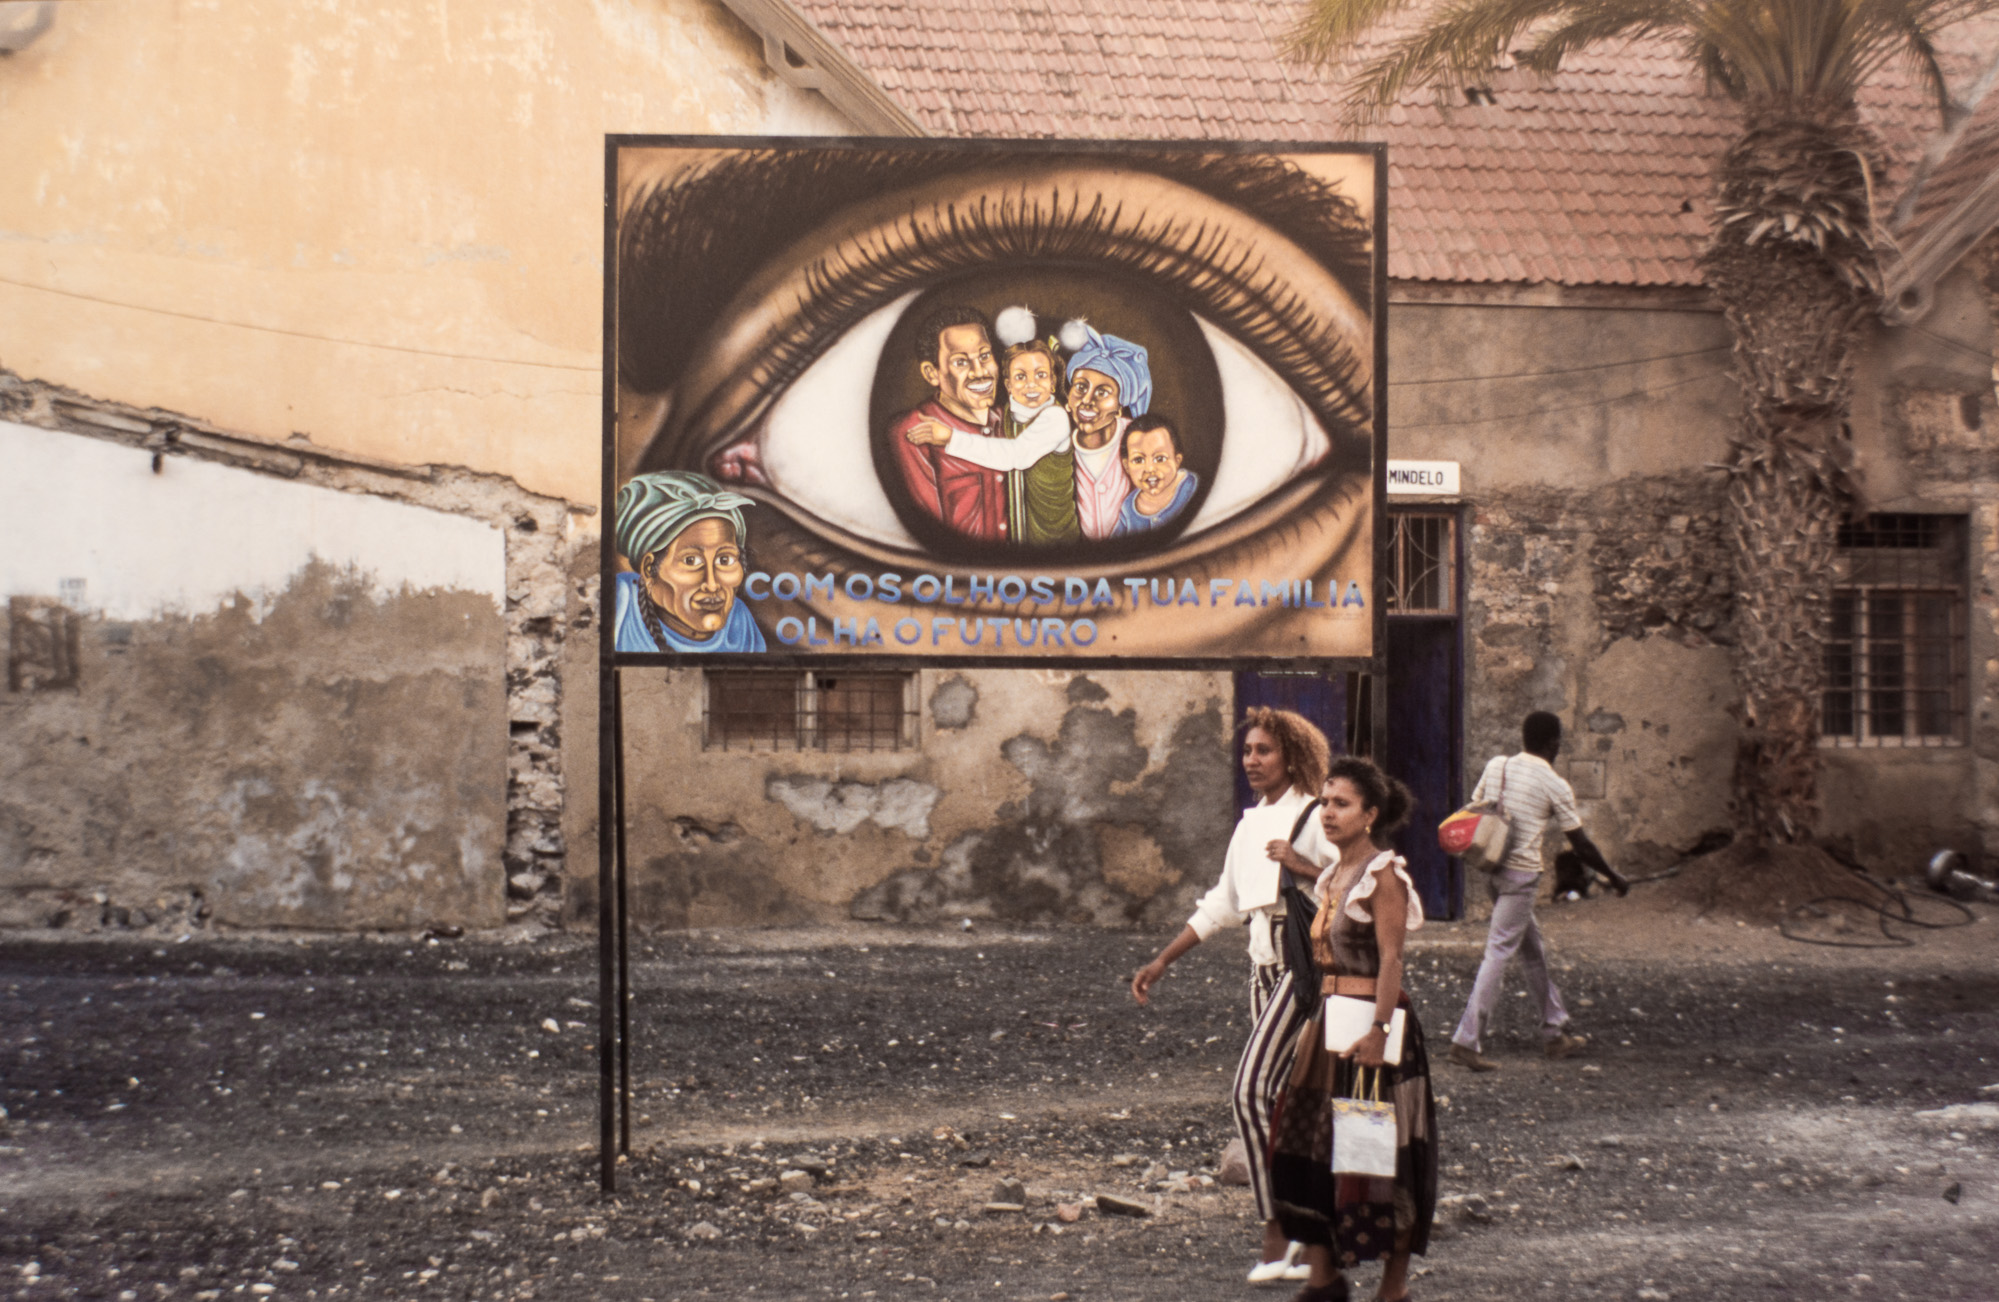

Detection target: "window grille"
[704, 669, 915, 751]
[1386, 512, 1456, 615]
[1821, 514, 1967, 747]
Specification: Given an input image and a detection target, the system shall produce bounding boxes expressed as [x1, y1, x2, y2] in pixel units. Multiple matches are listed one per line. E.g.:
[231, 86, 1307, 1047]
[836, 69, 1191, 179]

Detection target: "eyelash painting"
[607, 138, 1385, 664]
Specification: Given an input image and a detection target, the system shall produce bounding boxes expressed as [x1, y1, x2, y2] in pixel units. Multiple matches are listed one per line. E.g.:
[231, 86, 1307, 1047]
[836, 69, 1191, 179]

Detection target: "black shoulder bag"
[1278, 798, 1325, 1019]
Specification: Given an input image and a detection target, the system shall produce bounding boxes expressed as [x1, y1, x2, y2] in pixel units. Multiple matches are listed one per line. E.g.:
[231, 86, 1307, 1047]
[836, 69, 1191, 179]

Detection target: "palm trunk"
[1698, 101, 1880, 845]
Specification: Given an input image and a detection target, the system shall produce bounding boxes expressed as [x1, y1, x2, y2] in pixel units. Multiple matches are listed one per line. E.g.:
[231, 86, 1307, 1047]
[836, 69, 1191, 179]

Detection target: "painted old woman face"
[1065, 367, 1122, 446]
[642, 517, 745, 638]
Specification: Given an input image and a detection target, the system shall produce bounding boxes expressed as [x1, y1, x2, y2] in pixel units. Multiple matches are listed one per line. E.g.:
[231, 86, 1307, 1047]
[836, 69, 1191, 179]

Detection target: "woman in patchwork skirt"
[1269, 755, 1439, 1302]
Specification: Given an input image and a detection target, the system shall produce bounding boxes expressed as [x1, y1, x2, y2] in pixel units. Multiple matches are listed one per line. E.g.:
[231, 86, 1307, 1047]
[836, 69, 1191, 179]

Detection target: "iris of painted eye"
[758, 293, 1329, 550]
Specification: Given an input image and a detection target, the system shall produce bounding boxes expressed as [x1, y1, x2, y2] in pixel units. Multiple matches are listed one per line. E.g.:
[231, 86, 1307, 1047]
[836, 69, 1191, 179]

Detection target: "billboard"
[606, 139, 1383, 662]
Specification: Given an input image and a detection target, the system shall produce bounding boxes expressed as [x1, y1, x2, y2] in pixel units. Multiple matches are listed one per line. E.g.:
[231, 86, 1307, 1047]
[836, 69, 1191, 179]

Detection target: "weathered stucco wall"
[596, 669, 1236, 931]
[0, 419, 509, 930]
[1398, 282, 1997, 874]
[0, 0, 849, 506]
[0, 0, 859, 930]
[1828, 253, 1999, 866]
[1388, 294, 1746, 871]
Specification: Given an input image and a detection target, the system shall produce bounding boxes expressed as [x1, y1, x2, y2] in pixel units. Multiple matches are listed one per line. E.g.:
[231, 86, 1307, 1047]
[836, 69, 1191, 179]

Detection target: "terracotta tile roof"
[788, 0, 1999, 288]
[1900, 80, 1999, 238]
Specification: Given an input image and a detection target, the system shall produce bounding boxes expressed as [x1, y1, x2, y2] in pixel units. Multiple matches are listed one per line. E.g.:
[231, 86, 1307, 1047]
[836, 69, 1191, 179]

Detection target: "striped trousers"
[1232, 963, 1313, 1223]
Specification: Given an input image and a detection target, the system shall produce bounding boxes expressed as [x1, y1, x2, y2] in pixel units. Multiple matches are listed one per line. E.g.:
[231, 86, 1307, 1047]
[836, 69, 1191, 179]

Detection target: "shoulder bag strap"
[1286, 797, 1324, 847]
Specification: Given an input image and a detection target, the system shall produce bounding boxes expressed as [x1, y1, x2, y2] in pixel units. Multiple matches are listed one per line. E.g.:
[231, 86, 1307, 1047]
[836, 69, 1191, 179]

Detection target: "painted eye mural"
[610, 141, 1381, 660]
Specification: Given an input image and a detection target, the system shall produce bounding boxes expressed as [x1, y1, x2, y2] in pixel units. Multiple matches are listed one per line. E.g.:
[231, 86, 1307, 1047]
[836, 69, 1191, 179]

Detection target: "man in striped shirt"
[1447, 711, 1628, 1072]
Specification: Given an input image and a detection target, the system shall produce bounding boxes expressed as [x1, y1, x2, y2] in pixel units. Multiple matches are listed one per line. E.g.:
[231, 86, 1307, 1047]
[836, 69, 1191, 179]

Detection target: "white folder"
[1322, 995, 1406, 1065]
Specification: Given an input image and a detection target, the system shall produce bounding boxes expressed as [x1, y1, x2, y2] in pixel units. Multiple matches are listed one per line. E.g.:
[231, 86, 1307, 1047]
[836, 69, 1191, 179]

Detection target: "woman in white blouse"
[1131, 706, 1335, 1283]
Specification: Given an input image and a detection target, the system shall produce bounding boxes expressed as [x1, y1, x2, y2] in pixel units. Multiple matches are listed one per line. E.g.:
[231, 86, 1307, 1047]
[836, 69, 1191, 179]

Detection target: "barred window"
[1822, 514, 1968, 747]
[1386, 511, 1456, 615]
[704, 669, 916, 751]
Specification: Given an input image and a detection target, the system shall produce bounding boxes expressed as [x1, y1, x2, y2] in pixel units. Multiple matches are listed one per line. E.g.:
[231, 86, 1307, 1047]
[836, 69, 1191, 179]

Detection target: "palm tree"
[1289, 0, 1997, 845]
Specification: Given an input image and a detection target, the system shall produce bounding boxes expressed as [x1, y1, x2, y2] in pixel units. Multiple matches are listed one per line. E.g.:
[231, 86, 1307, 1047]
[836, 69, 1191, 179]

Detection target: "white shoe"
[1247, 1241, 1309, 1285]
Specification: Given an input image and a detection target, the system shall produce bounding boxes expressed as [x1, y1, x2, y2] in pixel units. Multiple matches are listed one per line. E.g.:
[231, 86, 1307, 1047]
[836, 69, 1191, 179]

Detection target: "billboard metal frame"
[596, 135, 1390, 1191]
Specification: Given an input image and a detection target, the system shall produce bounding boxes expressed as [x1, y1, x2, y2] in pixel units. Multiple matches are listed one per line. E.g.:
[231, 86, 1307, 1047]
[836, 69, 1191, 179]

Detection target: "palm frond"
[1516, 0, 1702, 75]
[1283, 0, 1424, 69]
[1293, 0, 1999, 122]
[1303, 0, 1579, 117]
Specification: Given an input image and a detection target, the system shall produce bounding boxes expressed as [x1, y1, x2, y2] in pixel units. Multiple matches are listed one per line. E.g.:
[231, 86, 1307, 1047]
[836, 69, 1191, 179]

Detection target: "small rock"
[1140, 1162, 1168, 1182]
[1637, 1290, 1670, 1301]
[1110, 1153, 1142, 1167]
[778, 1170, 812, 1192]
[1596, 1136, 1622, 1148]
[1943, 1182, 1962, 1204]
[1550, 1154, 1585, 1171]
[1095, 1193, 1151, 1218]
[1217, 1138, 1252, 1186]
[1977, 1083, 1999, 1097]
[992, 1178, 1027, 1205]
[983, 1202, 1026, 1215]
[1580, 1065, 1602, 1077]
[686, 1221, 722, 1240]
[540, 1018, 561, 1034]
[1055, 1202, 1082, 1224]
[958, 1151, 994, 1168]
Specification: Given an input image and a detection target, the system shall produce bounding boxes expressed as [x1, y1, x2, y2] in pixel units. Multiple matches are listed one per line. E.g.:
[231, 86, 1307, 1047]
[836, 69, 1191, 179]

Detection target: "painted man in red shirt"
[889, 306, 1009, 543]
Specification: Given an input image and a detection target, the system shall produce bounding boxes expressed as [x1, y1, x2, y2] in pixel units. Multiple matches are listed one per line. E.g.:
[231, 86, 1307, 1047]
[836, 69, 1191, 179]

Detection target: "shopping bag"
[1437, 758, 1515, 872]
[1330, 1067, 1398, 1178]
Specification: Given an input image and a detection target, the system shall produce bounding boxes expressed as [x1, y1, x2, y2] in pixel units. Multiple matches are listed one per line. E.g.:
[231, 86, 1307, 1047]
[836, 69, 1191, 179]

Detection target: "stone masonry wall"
[0, 370, 590, 931]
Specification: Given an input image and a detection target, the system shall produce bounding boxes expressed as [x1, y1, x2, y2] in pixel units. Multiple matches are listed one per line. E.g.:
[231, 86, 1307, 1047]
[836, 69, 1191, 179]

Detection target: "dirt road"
[3, 896, 1995, 1301]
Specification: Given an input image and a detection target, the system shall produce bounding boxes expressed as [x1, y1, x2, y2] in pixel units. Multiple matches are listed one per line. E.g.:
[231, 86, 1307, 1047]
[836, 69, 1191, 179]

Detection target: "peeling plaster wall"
[0, 0, 858, 931]
[1402, 285, 1997, 873]
[597, 669, 1236, 930]
[0, 419, 510, 930]
[1827, 251, 1999, 866]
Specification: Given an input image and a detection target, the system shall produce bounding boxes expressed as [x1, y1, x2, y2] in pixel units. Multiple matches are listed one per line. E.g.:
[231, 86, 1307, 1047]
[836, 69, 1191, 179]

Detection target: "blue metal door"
[1232, 671, 1346, 815]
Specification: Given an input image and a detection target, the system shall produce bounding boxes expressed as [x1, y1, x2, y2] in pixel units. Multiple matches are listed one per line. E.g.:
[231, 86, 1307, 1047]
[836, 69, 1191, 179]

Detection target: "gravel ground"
[2, 893, 1996, 1302]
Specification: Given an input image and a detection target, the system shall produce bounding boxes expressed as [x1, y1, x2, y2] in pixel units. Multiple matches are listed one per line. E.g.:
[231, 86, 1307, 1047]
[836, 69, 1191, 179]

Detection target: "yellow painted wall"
[0, 0, 851, 505]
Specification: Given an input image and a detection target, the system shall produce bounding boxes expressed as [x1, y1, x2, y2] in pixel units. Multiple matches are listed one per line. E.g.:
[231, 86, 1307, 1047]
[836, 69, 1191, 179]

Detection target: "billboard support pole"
[597, 134, 622, 1196]
[597, 676, 620, 1193]
[614, 675, 633, 1157]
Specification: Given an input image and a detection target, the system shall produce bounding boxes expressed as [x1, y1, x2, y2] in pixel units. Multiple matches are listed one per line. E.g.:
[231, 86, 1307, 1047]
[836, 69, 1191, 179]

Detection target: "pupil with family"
[891, 304, 1201, 547]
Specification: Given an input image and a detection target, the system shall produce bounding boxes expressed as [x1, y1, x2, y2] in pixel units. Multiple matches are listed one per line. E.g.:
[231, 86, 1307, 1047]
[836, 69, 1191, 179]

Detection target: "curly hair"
[1238, 707, 1330, 799]
[1325, 755, 1415, 846]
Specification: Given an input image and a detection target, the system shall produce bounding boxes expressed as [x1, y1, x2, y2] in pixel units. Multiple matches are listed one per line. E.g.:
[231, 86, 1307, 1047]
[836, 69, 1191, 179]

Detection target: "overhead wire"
[1391, 366, 1734, 430]
[0, 273, 599, 373]
[1388, 343, 1731, 385]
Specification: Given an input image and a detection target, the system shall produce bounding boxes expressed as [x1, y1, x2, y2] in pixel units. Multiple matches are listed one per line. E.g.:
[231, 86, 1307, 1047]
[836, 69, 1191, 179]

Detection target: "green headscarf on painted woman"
[613, 471, 765, 652]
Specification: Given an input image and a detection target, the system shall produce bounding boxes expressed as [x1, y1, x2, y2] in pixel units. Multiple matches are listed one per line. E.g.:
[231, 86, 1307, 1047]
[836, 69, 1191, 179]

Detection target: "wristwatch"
[1371, 1019, 1391, 1033]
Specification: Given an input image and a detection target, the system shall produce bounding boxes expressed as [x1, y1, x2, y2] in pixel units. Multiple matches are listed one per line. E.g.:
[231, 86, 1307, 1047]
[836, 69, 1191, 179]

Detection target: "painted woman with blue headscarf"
[613, 472, 766, 653]
[1062, 323, 1153, 541]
